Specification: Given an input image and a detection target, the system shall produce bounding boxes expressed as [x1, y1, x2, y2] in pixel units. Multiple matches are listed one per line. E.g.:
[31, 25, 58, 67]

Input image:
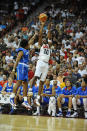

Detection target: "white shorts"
[34, 60, 49, 81]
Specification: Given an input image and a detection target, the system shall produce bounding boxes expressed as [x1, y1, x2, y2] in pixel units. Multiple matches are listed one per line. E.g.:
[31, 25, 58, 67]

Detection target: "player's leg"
[38, 81, 44, 96]
[33, 106, 40, 116]
[83, 98, 87, 118]
[35, 80, 44, 105]
[22, 81, 32, 109]
[22, 66, 32, 109]
[30, 76, 38, 89]
[10, 64, 24, 106]
[29, 60, 41, 107]
[38, 63, 49, 98]
[57, 96, 64, 117]
[33, 95, 48, 116]
[33, 96, 40, 116]
[14, 95, 19, 105]
[30, 60, 42, 89]
[33, 61, 47, 106]
[71, 97, 78, 117]
[66, 97, 72, 117]
[10, 80, 22, 106]
[35, 63, 49, 106]
[48, 97, 56, 117]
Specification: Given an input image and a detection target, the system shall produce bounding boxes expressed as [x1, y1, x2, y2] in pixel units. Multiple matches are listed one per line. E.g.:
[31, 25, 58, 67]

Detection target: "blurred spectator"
[57, 70, 64, 86]
[28, 63, 35, 80]
[78, 64, 87, 77]
[1, 77, 13, 95]
[0, 75, 7, 87]
[5, 52, 14, 68]
[0, 69, 4, 81]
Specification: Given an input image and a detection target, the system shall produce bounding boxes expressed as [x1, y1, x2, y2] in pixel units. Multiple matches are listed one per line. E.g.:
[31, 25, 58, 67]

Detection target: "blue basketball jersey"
[42, 85, 52, 104]
[19, 85, 30, 96]
[16, 48, 29, 65]
[0, 85, 2, 93]
[76, 87, 87, 96]
[32, 85, 39, 97]
[5, 82, 13, 93]
[61, 86, 77, 95]
[43, 85, 52, 95]
[16, 48, 29, 81]
[55, 86, 61, 97]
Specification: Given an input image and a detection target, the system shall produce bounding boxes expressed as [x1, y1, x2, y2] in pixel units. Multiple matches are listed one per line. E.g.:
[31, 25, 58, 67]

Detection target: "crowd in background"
[0, 0, 87, 117]
[0, 0, 42, 37]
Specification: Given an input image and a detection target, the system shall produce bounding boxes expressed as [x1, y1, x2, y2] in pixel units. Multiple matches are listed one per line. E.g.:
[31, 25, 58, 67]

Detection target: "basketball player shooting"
[30, 14, 52, 109]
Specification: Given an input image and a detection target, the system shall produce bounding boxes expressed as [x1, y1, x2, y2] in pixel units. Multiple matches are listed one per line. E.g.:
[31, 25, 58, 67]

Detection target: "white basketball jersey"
[38, 44, 50, 62]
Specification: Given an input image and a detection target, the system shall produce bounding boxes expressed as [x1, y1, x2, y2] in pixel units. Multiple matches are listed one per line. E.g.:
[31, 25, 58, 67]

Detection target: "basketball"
[39, 13, 47, 22]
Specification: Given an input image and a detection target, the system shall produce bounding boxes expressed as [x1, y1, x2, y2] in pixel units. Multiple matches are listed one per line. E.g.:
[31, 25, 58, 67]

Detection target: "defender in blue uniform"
[72, 79, 87, 118]
[10, 32, 37, 109]
[16, 47, 29, 82]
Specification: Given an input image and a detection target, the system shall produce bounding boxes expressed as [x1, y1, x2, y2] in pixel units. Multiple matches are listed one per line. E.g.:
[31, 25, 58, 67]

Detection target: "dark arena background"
[0, 0, 87, 131]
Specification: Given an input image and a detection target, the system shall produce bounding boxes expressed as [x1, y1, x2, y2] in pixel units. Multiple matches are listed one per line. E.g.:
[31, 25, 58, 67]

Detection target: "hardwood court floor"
[0, 114, 87, 131]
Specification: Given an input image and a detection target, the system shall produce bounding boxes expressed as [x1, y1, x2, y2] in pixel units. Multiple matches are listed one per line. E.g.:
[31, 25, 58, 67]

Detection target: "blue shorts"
[42, 97, 49, 105]
[62, 98, 69, 106]
[17, 64, 28, 81]
[79, 98, 83, 105]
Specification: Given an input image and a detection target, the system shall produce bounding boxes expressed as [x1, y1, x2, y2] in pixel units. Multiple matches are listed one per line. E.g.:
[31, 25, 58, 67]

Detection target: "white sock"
[72, 97, 77, 110]
[37, 106, 40, 113]
[24, 97, 27, 102]
[83, 98, 87, 111]
[59, 108, 62, 112]
[11, 93, 15, 98]
[68, 109, 71, 112]
[37, 95, 40, 99]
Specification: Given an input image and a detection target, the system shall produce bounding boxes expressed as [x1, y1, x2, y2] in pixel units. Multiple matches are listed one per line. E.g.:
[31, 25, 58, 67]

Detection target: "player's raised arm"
[38, 22, 45, 46]
[28, 31, 38, 48]
[47, 22, 51, 40]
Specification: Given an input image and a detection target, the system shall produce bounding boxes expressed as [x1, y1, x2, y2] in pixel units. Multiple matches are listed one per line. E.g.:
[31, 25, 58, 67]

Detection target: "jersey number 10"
[44, 49, 49, 55]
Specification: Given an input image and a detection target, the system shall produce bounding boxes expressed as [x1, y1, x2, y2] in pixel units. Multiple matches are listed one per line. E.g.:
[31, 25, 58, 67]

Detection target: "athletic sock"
[68, 109, 71, 112]
[24, 97, 27, 102]
[37, 106, 40, 113]
[59, 108, 62, 112]
[11, 93, 15, 98]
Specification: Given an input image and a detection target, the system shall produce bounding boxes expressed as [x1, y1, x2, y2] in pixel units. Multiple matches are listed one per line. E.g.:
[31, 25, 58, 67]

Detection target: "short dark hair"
[20, 39, 28, 48]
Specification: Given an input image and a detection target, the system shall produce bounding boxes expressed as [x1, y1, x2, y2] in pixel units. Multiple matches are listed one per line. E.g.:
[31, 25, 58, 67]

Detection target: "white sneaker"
[33, 111, 40, 116]
[52, 112, 55, 117]
[85, 112, 87, 119]
[48, 109, 51, 115]
[71, 112, 78, 118]
[57, 111, 63, 117]
[22, 101, 32, 109]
